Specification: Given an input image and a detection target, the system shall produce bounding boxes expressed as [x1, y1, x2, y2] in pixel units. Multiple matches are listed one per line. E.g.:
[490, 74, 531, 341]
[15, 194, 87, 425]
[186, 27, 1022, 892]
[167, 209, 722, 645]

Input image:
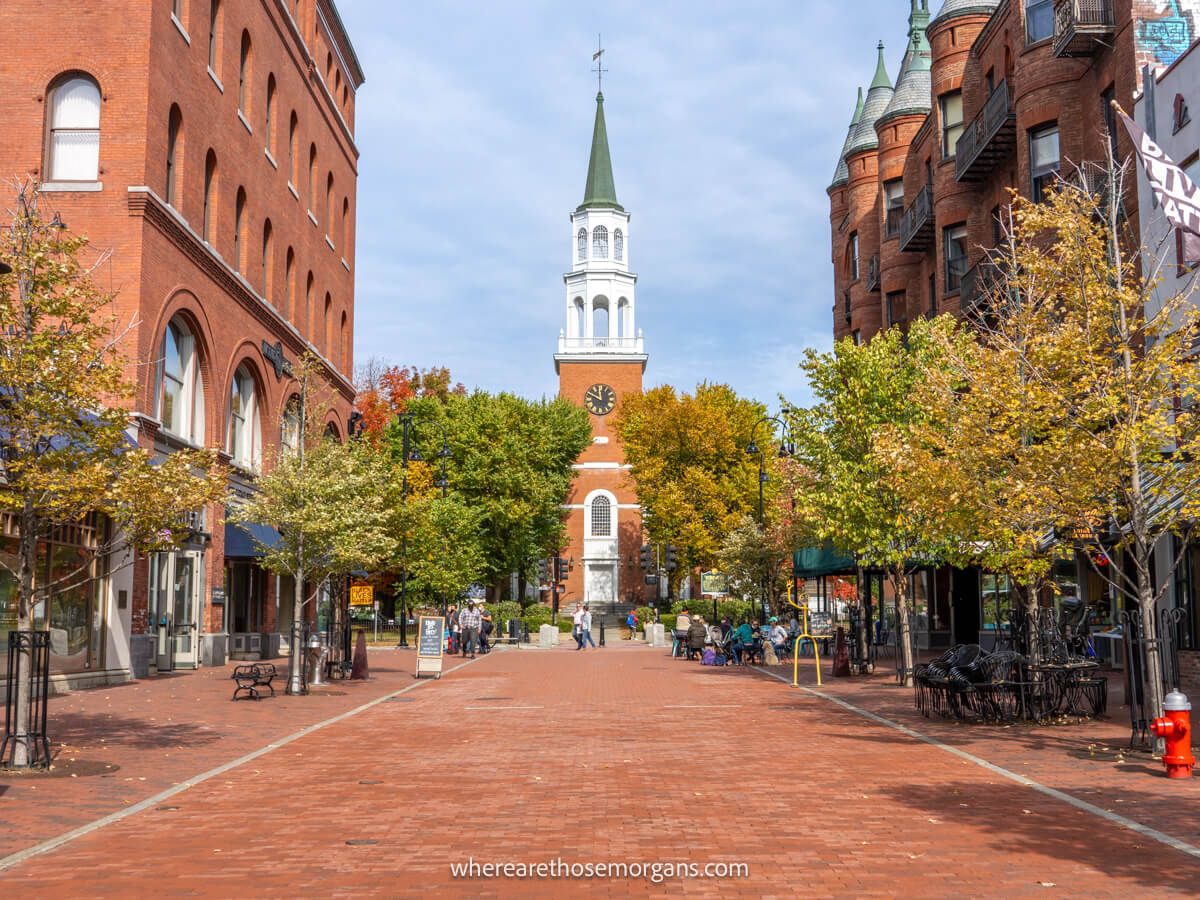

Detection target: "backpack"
[701, 648, 717, 666]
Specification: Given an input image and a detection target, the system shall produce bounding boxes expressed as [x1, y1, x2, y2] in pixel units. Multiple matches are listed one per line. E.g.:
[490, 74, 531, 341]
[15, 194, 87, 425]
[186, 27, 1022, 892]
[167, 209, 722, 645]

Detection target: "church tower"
[555, 88, 648, 613]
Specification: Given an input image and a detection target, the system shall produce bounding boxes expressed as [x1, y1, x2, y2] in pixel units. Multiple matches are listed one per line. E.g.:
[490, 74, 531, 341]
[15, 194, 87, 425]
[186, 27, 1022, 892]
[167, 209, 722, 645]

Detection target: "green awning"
[792, 543, 856, 578]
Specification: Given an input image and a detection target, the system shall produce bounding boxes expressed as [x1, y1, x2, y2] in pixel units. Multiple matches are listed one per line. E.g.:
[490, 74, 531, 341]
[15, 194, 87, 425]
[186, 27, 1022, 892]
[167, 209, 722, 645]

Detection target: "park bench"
[231, 663, 277, 701]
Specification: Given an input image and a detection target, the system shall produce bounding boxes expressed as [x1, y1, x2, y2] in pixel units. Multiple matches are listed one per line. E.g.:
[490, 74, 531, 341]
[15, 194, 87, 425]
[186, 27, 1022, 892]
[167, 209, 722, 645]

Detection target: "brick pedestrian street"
[2, 644, 1199, 897]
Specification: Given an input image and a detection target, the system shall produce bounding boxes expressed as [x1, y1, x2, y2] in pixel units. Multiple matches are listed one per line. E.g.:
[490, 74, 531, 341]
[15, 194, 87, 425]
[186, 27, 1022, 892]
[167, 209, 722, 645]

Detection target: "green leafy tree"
[403, 494, 486, 609]
[0, 186, 225, 766]
[717, 514, 790, 609]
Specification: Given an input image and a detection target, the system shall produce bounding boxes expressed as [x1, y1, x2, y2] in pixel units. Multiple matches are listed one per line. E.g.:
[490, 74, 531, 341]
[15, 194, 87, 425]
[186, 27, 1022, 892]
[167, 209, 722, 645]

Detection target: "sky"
[337, 0, 912, 408]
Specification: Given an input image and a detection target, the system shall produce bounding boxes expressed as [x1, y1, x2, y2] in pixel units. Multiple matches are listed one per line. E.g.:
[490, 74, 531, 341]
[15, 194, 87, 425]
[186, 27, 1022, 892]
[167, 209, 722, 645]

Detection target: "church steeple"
[580, 92, 623, 211]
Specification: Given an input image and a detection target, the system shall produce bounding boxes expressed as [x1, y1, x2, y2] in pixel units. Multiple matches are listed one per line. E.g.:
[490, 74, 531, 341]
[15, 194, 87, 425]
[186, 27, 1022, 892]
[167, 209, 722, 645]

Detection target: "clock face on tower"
[584, 383, 616, 416]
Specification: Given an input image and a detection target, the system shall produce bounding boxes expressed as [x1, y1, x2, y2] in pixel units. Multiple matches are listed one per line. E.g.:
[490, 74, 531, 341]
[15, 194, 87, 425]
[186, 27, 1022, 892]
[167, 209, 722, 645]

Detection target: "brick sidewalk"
[1, 642, 1195, 896]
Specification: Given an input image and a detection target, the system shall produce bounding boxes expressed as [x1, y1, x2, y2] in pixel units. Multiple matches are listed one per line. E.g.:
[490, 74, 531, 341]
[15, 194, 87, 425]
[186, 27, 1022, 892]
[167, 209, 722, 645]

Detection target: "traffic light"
[553, 557, 567, 581]
[537, 558, 549, 584]
[639, 544, 653, 570]
[665, 545, 678, 572]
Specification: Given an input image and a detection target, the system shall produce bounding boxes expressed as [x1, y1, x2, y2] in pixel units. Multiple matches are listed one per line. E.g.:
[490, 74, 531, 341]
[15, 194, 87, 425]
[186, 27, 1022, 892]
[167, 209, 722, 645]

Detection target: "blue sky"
[337, 0, 911, 408]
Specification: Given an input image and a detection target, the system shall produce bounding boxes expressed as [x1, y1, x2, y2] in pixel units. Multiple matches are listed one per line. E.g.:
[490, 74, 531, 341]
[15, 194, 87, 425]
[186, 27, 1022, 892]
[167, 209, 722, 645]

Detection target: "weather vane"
[592, 34, 607, 92]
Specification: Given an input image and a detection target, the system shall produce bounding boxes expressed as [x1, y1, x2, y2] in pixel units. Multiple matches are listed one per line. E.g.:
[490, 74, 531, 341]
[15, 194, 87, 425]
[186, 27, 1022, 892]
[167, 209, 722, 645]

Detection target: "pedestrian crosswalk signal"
[553, 557, 568, 581]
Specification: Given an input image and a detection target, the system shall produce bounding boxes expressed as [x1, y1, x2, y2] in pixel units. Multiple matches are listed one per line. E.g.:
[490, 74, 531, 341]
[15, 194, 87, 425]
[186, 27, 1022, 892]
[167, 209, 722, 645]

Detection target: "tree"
[717, 514, 790, 608]
[403, 495, 486, 609]
[615, 383, 769, 590]
[353, 358, 465, 441]
[790, 325, 957, 685]
[231, 355, 398, 694]
[0, 186, 225, 767]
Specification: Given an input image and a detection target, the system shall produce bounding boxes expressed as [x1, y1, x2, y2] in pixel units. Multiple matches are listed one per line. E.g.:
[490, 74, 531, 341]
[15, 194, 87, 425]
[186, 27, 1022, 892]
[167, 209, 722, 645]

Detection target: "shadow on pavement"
[49, 710, 221, 751]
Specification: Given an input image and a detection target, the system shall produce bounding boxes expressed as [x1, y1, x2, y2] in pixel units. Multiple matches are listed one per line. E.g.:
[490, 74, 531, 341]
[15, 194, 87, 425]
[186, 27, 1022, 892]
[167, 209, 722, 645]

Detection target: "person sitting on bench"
[686, 615, 709, 660]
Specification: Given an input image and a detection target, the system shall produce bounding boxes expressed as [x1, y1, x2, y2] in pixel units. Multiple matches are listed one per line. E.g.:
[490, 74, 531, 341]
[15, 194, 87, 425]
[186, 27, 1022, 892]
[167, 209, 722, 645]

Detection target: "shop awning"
[224, 522, 282, 558]
[792, 543, 856, 578]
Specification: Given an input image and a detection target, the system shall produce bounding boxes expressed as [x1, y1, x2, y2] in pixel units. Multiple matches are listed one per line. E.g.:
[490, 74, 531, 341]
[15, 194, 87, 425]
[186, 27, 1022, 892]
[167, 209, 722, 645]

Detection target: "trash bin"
[307, 635, 329, 686]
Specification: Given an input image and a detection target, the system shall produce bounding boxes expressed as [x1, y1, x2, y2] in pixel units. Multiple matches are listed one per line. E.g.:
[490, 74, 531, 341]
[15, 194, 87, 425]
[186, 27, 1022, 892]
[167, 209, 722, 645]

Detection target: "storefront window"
[980, 572, 1012, 634]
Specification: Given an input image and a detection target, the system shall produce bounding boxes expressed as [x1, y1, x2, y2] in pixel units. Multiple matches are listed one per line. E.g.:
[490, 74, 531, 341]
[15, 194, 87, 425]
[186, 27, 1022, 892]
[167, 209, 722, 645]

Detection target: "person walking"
[581, 602, 598, 649]
[626, 609, 639, 639]
[459, 599, 482, 659]
[572, 604, 586, 650]
[445, 603, 459, 655]
[479, 607, 494, 654]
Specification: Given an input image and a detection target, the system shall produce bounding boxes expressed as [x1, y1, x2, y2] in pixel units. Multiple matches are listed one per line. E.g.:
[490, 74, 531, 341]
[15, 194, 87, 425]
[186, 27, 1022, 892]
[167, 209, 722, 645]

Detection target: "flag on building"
[1116, 106, 1200, 264]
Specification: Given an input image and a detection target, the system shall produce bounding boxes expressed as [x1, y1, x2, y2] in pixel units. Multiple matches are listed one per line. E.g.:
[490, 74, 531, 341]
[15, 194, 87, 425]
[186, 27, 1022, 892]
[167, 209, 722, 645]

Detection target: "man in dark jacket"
[686, 615, 709, 660]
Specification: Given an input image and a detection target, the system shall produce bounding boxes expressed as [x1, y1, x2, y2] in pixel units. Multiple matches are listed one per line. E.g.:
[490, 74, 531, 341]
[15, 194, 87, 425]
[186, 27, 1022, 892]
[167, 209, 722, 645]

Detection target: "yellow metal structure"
[785, 582, 822, 686]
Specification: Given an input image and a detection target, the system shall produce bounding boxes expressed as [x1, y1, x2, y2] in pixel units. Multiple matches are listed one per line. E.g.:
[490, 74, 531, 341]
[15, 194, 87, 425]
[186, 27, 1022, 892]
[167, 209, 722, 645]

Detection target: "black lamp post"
[745, 410, 795, 620]
[396, 412, 422, 648]
[432, 422, 453, 619]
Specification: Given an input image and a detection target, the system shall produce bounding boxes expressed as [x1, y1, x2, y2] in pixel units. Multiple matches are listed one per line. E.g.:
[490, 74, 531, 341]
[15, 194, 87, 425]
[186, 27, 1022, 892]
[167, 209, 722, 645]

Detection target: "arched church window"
[590, 495, 612, 537]
[592, 296, 609, 339]
[592, 225, 608, 259]
[577, 228, 587, 261]
[613, 228, 623, 261]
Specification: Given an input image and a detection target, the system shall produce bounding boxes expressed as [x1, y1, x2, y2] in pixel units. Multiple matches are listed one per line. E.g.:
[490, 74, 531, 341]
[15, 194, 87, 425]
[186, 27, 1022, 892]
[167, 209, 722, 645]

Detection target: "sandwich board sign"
[415, 614, 445, 679]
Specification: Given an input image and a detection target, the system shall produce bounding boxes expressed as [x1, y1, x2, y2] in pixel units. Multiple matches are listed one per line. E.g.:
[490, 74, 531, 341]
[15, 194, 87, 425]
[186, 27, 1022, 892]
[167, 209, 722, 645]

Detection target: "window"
[308, 144, 317, 211]
[990, 205, 1004, 249]
[233, 186, 246, 271]
[342, 197, 350, 251]
[165, 104, 182, 207]
[886, 291, 905, 327]
[572, 297, 584, 337]
[940, 91, 963, 159]
[261, 219, 273, 297]
[325, 172, 334, 235]
[265, 74, 276, 155]
[281, 396, 300, 456]
[340, 311, 349, 371]
[46, 74, 102, 182]
[851, 329, 862, 345]
[324, 293, 332, 353]
[285, 247, 295, 318]
[928, 272, 937, 315]
[614, 228, 624, 261]
[842, 290, 851, 323]
[590, 495, 612, 537]
[238, 31, 251, 114]
[202, 149, 217, 242]
[173, 0, 183, 18]
[157, 317, 206, 444]
[1101, 85, 1118, 162]
[883, 179, 903, 236]
[227, 364, 262, 470]
[944, 224, 968, 293]
[849, 232, 860, 280]
[1026, 0, 1054, 43]
[287, 112, 298, 185]
[1029, 123, 1060, 202]
[617, 298, 629, 338]
[207, 1, 220, 72]
[304, 272, 313, 333]
[592, 225, 608, 259]
[577, 227, 587, 261]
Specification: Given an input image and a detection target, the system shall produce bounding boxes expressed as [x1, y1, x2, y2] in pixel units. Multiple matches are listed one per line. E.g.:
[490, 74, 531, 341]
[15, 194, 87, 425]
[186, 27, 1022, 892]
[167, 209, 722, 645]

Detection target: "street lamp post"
[745, 410, 795, 621]
[396, 412, 423, 648]
[432, 422, 452, 619]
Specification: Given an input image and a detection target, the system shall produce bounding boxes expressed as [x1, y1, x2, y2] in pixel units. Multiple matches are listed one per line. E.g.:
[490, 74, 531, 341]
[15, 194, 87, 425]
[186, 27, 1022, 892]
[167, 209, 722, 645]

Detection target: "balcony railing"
[898, 184, 934, 253]
[1053, 0, 1114, 57]
[955, 80, 1017, 182]
[866, 254, 880, 292]
[959, 259, 1002, 320]
[557, 334, 645, 355]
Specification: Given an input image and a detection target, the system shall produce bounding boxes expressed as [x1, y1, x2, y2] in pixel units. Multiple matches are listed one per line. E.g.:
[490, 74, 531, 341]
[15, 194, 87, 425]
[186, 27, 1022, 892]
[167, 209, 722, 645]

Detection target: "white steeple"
[554, 91, 646, 374]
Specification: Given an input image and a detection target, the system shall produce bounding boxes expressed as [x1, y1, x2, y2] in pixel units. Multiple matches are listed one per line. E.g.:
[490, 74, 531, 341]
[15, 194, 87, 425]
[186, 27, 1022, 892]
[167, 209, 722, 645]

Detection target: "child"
[626, 609, 639, 640]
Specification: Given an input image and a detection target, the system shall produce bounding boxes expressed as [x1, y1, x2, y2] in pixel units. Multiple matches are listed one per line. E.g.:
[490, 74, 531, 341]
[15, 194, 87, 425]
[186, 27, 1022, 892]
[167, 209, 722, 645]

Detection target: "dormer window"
[593, 225, 608, 259]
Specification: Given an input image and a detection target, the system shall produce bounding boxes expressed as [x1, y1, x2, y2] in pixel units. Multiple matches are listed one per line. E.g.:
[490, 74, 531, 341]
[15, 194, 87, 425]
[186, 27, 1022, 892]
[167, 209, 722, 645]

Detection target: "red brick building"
[0, 0, 363, 686]
[554, 91, 652, 615]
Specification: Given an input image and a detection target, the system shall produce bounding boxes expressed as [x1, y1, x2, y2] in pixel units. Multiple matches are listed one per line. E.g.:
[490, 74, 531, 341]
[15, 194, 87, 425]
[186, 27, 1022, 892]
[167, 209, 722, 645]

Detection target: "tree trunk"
[1136, 546, 1167, 755]
[892, 566, 915, 688]
[287, 537, 305, 695]
[855, 566, 870, 674]
[10, 503, 38, 767]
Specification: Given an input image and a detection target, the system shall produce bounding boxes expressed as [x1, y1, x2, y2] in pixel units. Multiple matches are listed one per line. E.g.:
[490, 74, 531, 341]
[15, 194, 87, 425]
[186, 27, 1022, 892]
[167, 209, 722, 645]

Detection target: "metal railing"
[955, 80, 1016, 182]
[898, 184, 934, 252]
[557, 335, 644, 354]
[1053, 0, 1114, 57]
[959, 258, 1002, 319]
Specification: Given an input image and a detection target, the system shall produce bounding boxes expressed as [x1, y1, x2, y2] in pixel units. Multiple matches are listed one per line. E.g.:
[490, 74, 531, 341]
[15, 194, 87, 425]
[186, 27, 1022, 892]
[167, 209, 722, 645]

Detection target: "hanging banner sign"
[415, 615, 445, 679]
[349, 583, 374, 606]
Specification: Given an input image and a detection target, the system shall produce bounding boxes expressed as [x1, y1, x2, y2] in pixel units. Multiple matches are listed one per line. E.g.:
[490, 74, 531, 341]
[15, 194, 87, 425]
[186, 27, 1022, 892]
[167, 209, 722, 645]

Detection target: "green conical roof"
[579, 91, 623, 211]
[869, 40, 893, 90]
[829, 87, 864, 189]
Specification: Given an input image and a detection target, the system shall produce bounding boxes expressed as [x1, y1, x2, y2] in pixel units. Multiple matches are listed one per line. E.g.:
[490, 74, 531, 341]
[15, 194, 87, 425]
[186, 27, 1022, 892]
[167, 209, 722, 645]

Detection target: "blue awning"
[224, 522, 282, 558]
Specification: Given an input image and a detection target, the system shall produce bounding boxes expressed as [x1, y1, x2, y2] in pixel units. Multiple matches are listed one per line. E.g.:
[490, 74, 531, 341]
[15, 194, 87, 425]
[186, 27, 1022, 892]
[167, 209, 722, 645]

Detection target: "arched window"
[280, 395, 301, 456]
[325, 52, 333, 79]
[334, 70, 341, 94]
[157, 317, 206, 444]
[325, 172, 334, 236]
[46, 74, 102, 182]
[590, 495, 612, 538]
[202, 149, 217, 242]
[265, 74, 276, 155]
[614, 228, 624, 261]
[287, 112, 298, 185]
[227, 364, 262, 470]
[577, 227, 587, 261]
[207, 1, 221, 72]
[308, 143, 317, 211]
[260, 219, 273, 297]
[233, 186, 246, 271]
[238, 30, 252, 115]
[342, 197, 350, 252]
[340, 310, 348, 371]
[284, 247, 295, 318]
[592, 225, 608, 259]
[572, 297, 584, 338]
[323, 293, 332, 354]
[304, 271, 314, 333]
[165, 104, 182, 207]
[592, 296, 609, 339]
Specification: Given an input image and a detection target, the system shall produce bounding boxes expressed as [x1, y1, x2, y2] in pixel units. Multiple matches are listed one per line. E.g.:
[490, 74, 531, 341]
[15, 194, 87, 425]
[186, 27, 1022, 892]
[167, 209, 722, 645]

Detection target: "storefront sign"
[211, 587, 226, 606]
[260, 340, 293, 380]
[415, 615, 445, 679]
[349, 583, 374, 606]
[700, 571, 729, 596]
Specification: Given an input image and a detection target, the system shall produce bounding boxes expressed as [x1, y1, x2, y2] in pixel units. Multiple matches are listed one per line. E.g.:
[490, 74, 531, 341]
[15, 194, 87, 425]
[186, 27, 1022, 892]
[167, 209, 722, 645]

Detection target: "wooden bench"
[231, 663, 277, 700]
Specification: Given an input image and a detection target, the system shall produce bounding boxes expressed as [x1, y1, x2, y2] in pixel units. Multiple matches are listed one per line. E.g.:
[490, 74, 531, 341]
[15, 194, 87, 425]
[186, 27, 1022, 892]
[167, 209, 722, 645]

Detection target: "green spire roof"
[869, 41, 892, 90]
[829, 87, 864, 188]
[579, 91, 623, 211]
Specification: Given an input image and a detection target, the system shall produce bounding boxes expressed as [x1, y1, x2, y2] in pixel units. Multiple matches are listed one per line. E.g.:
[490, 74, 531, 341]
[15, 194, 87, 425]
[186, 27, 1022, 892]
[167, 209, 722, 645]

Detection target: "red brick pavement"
[0, 643, 1196, 897]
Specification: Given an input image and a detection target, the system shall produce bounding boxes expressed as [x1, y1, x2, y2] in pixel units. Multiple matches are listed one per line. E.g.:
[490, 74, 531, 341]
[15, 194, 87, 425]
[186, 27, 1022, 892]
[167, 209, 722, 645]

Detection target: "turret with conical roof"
[878, 0, 932, 126]
[579, 91, 623, 211]
[930, 0, 999, 27]
[844, 42, 893, 156]
[829, 87, 864, 189]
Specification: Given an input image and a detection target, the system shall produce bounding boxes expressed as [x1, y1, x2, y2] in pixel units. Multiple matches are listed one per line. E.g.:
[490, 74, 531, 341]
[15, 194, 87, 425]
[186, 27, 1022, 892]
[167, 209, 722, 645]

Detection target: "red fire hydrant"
[1149, 690, 1195, 779]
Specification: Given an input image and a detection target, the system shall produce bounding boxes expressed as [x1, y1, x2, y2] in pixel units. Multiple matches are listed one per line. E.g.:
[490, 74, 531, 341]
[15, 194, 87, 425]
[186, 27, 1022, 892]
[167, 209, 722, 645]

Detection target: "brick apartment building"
[0, 0, 363, 688]
[825, 0, 1200, 649]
